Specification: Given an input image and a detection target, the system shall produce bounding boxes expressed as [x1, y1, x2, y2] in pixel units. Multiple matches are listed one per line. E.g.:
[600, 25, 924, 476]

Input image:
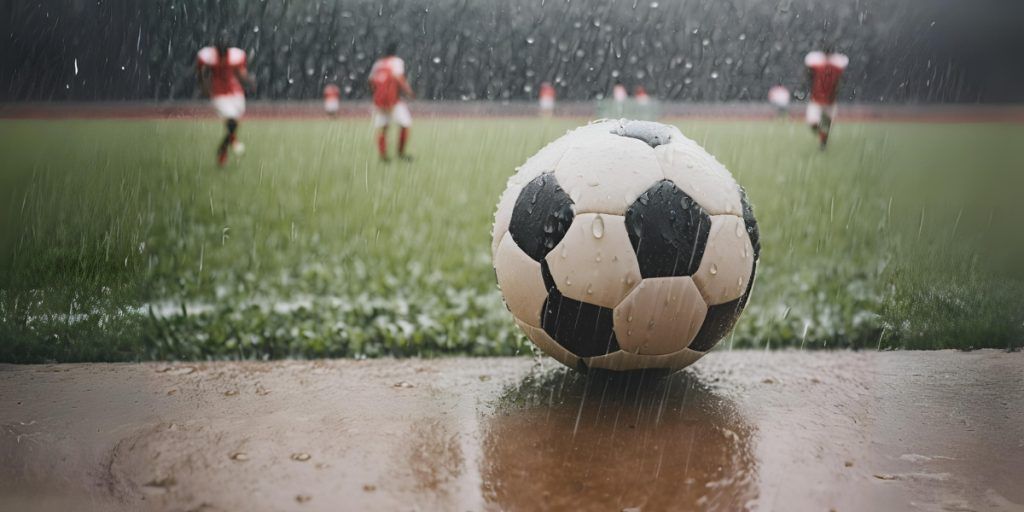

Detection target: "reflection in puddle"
[481, 368, 757, 510]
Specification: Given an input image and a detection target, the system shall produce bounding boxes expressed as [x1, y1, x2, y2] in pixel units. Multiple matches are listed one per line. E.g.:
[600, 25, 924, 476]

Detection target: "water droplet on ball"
[710, 264, 719, 275]
[591, 215, 605, 239]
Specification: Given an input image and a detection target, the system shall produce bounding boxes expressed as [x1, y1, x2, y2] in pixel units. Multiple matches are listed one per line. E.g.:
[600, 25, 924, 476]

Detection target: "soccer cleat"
[217, 146, 229, 167]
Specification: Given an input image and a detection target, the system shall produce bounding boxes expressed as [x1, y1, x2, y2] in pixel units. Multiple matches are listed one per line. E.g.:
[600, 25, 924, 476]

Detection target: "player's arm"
[397, 75, 414, 100]
[236, 66, 255, 93]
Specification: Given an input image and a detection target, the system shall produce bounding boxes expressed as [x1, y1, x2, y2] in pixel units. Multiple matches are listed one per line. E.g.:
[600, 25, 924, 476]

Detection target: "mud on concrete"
[0, 350, 1021, 511]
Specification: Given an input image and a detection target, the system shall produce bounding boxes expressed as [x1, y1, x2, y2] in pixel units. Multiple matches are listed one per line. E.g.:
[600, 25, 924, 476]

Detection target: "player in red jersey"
[804, 48, 849, 149]
[538, 82, 556, 115]
[324, 84, 341, 117]
[369, 43, 415, 162]
[634, 85, 650, 106]
[196, 33, 254, 167]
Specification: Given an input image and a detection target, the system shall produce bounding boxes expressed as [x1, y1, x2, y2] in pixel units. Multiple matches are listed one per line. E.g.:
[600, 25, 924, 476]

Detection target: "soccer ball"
[232, 141, 246, 156]
[491, 120, 760, 372]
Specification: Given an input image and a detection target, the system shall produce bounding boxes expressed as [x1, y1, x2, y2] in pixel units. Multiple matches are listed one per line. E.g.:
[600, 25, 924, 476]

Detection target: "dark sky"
[1, 0, 1022, 102]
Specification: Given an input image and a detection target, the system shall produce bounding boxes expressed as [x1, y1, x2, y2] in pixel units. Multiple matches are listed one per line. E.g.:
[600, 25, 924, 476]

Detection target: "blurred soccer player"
[196, 32, 254, 167]
[768, 85, 791, 117]
[804, 48, 848, 149]
[613, 83, 628, 102]
[324, 84, 341, 117]
[369, 43, 414, 162]
[538, 82, 556, 115]
[634, 86, 650, 106]
[612, 82, 628, 114]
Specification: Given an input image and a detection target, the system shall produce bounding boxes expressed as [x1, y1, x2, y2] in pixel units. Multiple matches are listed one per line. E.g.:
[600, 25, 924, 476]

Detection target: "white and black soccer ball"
[491, 120, 760, 372]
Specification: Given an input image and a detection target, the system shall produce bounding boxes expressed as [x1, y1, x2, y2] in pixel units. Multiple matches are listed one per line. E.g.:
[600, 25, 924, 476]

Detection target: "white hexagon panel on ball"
[544, 213, 642, 310]
[612, 276, 708, 356]
[493, 233, 549, 328]
[693, 215, 755, 306]
[552, 126, 664, 216]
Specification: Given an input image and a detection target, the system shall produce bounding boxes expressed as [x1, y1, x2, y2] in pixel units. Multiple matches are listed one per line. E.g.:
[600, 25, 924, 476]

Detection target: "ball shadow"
[480, 367, 758, 510]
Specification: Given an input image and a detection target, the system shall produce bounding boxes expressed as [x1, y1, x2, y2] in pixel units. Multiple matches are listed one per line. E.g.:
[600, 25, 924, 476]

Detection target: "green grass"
[1, 117, 1022, 362]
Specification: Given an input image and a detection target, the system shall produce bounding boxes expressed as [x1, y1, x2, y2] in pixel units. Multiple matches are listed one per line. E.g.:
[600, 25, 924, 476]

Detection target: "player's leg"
[806, 102, 822, 137]
[378, 126, 390, 161]
[395, 102, 412, 160]
[819, 104, 836, 148]
[217, 119, 238, 166]
[372, 107, 390, 161]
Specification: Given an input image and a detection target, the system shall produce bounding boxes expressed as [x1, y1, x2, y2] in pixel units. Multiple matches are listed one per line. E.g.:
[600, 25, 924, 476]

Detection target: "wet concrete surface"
[0, 351, 1021, 511]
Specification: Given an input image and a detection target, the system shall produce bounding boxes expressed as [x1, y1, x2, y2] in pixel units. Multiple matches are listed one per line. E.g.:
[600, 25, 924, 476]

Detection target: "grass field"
[1, 116, 1022, 362]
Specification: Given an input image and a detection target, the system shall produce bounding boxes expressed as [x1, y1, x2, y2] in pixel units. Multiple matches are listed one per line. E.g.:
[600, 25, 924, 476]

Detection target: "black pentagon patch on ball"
[610, 120, 674, 148]
[689, 264, 756, 352]
[509, 173, 575, 262]
[539, 263, 620, 358]
[740, 187, 761, 261]
[625, 179, 711, 278]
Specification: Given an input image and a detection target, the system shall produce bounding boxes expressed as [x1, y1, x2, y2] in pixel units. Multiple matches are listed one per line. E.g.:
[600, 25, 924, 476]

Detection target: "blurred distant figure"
[804, 48, 848, 149]
[196, 32, 254, 167]
[369, 42, 414, 162]
[612, 83, 628, 103]
[323, 84, 341, 117]
[634, 86, 650, 106]
[612, 83, 628, 114]
[768, 85, 791, 117]
[538, 82, 556, 115]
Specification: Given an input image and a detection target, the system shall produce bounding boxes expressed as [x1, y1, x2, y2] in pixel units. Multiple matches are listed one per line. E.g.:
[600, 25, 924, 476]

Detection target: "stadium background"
[3, 0, 1022, 104]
